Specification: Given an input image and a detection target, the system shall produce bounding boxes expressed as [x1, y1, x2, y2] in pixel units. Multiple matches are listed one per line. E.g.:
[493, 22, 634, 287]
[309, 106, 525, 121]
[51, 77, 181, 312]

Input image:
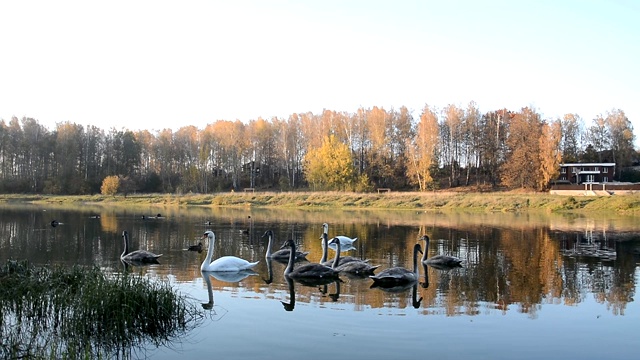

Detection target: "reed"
[0, 260, 203, 359]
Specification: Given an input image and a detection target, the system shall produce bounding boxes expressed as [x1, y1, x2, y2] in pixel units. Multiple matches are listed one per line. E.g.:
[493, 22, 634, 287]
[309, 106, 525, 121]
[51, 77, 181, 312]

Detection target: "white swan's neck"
[203, 233, 215, 268]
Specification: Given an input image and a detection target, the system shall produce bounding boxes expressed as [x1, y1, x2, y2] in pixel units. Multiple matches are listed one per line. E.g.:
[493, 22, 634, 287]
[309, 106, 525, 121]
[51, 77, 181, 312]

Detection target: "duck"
[369, 243, 422, 287]
[320, 232, 367, 266]
[329, 237, 379, 276]
[263, 230, 308, 262]
[282, 239, 340, 280]
[188, 242, 203, 252]
[420, 235, 463, 268]
[320, 223, 357, 247]
[120, 230, 163, 263]
[51, 220, 61, 227]
[200, 230, 259, 272]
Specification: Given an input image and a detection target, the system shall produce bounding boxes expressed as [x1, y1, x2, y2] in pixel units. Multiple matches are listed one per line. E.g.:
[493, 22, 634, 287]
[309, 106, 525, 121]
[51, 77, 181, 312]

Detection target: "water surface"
[1, 204, 638, 359]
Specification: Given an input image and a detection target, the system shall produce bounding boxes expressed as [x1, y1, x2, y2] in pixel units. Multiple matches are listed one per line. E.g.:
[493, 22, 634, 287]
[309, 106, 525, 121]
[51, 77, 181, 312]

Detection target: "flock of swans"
[119, 222, 463, 297]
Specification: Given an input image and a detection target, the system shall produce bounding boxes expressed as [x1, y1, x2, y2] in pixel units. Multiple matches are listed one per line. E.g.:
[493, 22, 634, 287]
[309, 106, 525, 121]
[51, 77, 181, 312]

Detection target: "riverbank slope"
[1, 191, 639, 213]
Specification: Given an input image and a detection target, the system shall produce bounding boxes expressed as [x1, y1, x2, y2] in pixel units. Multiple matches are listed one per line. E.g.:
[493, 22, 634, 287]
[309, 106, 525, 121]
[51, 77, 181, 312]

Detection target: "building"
[558, 163, 615, 184]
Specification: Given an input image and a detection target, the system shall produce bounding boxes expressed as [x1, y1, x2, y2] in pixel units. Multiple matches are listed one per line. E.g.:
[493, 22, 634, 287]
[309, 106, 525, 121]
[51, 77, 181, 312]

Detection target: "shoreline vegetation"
[1, 190, 639, 213]
[0, 260, 203, 359]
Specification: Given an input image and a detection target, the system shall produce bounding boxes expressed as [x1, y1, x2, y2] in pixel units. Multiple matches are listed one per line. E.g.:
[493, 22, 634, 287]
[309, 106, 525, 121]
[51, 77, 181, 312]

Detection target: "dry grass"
[1, 190, 639, 213]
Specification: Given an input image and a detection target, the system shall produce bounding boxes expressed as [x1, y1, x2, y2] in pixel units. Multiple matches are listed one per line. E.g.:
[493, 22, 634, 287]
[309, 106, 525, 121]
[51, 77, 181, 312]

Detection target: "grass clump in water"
[0, 260, 203, 359]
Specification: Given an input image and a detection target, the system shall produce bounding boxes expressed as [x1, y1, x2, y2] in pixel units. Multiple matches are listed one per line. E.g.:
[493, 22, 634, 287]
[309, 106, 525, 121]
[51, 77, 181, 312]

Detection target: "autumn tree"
[501, 107, 543, 189]
[538, 120, 562, 190]
[559, 113, 583, 162]
[101, 175, 120, 196]
[585, 115, 610, 163]
[605, 109, 635, 179]
[463, 101, 482, 186]
[406, 104, 439, 191]
[304, 135, 357, 191]
[478, 109, 511, 187]
[441, 104, 465, 187]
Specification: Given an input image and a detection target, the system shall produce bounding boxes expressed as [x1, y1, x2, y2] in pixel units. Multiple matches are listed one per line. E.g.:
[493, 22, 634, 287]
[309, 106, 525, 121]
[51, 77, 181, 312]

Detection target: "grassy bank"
[1, 191, 639, 213]
[0, 260, 203, 359]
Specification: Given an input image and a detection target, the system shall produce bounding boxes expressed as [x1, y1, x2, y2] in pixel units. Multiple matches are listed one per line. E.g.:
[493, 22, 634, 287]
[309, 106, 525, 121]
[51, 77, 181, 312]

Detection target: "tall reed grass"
[0, 260, 203, 359]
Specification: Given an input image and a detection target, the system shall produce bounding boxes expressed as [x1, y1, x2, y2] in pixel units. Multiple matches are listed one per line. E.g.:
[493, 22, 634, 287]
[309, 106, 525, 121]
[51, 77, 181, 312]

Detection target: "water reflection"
[0, 203, 638, 317]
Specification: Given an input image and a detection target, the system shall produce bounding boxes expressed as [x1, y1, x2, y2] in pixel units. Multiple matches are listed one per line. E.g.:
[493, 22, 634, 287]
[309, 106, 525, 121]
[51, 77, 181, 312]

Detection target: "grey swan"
[420, 235, 463, 268]
[320, 222, 357, 247]
[263, 230, 308, 262]
[120, 230, 163, 263]
[329, 237, 379, 276]
[320, 232, 367, 266]
[200, 230, 259, 272]
[369, 243, 422, 288]
[282, 239, 340, 281]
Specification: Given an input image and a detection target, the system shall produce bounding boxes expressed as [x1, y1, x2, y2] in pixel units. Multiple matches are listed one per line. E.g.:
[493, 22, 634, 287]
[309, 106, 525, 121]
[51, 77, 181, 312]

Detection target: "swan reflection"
[201, 271, 215, 310]
[281, 276, 296, 311]
[203, 269, 257, 283]
[263, 258, 274, 285]
[412, 282, 423, 309]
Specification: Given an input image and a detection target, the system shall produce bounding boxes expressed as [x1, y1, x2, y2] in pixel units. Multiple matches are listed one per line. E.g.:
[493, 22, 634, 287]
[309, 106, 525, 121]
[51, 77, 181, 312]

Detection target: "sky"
[1, 0, 639, 143]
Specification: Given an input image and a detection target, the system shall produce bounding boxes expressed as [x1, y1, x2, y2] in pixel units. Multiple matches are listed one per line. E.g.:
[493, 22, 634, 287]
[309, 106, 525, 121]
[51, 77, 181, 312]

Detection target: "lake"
[1, 203, 639, 359]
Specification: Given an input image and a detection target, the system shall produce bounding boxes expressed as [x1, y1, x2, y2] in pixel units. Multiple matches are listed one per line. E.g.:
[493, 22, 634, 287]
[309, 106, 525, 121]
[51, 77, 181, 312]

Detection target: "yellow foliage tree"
[304, 135, 357, 191]
[101, 175, 120, 196]
[538, 120, 562, 190]
[406, 104, 439, 191]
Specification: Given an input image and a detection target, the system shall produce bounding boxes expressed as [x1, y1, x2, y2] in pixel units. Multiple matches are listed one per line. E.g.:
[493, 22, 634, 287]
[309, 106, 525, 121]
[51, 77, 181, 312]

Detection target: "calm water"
[1, 204, 639, 359]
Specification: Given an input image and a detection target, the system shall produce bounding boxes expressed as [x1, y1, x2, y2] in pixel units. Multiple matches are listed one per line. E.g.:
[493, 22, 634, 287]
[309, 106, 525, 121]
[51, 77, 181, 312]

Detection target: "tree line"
[0, 104, 637, 195]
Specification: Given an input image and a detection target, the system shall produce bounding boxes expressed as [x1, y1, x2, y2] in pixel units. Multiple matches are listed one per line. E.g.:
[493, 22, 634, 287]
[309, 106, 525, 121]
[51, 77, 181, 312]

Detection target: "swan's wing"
[210, 256, 259, 271]
[370, 267, 415, 281]
[290, 263, 337, 277]
[426, 255, 463, 267]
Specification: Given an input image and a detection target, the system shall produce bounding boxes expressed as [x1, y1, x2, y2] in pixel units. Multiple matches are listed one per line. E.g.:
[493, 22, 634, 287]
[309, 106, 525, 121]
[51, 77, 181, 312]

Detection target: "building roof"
[560, 163, 615, 167]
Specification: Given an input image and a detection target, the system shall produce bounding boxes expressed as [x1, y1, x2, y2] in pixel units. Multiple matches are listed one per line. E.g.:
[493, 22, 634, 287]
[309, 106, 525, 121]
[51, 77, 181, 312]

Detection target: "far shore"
[1, 190, 639, 213]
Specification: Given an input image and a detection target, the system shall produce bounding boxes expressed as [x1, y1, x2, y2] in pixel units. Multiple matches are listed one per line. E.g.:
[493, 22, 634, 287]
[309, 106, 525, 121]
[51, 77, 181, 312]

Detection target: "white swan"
[320, 233, 366, 266]
[121, 230, 163, 263]
[420, 235, 463, 268]
[320, 222, 357, 247]
[200, 230, 259, 272]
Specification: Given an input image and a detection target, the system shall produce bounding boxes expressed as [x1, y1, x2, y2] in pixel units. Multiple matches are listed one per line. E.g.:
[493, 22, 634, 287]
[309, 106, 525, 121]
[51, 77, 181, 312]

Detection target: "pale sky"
[1, 0, 639, 144]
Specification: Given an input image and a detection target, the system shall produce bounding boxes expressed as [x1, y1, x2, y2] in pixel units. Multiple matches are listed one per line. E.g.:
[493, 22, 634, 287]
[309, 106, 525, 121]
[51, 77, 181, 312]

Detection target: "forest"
[0, 103, 637, 195]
